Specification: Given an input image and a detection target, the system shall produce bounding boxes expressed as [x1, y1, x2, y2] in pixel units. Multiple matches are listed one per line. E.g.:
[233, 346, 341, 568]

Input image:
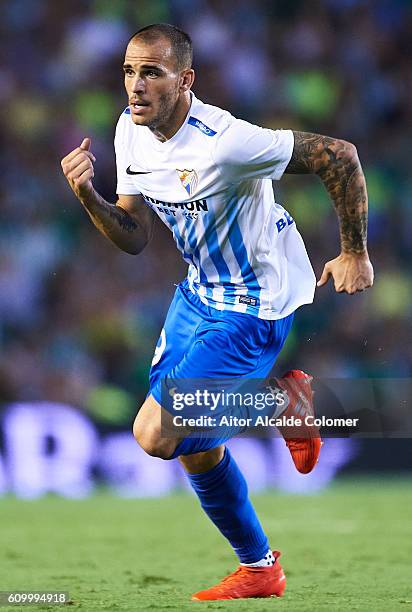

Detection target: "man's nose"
[131, 77, 145, 93]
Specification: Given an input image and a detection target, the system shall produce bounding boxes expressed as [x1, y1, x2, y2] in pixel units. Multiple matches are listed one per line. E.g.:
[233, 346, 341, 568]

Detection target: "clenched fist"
[61, 138, 95, 200]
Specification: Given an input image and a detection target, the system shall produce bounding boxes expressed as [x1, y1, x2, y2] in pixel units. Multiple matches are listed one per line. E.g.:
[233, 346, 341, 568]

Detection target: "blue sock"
[187, 447, 269, 563]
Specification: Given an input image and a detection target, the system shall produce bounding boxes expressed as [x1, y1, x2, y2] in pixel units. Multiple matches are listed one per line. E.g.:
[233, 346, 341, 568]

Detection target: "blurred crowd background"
[0, 0, 411, 427]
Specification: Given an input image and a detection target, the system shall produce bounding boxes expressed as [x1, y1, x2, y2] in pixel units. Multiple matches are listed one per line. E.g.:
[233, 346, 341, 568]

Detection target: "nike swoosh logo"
[126, 165, 151, 175]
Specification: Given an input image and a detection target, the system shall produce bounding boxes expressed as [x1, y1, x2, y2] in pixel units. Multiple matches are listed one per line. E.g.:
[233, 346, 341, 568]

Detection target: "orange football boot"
[191, 551, 286, 601]
[276, 369, 322, 474]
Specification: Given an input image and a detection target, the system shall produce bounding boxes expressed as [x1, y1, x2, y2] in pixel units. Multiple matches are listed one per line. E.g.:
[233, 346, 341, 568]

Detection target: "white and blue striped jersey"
[115, 93, 316, 319]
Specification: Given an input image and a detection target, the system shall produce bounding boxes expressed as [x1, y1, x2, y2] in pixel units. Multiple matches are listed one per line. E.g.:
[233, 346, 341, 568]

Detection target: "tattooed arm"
[79, 190, 154, 255]
[285, 131, 374, 293]
[61, 138, 154, 255]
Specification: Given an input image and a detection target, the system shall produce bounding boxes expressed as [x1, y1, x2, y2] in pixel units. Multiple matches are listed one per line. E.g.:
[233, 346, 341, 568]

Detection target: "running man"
[61, 23, 374, 601]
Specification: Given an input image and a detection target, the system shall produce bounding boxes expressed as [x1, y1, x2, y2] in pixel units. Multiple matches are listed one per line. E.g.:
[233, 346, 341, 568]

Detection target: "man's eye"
[124, 69, 134, 76]
[147, 71, 158, 78]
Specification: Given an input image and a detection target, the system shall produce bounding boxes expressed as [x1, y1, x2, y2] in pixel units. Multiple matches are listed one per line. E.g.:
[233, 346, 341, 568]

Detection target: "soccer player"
[61, 23, 374, 601]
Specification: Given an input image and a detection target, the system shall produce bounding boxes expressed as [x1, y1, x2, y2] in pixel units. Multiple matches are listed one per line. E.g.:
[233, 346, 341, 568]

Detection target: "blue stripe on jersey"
[188, 116, 217, 137]
[167, 216, 196, 269]
[123, 106, 131, 114]
[203, 208, 233, 288]
[185, 218, 214, 302]
[168, 215, 214, 303]
[225, 190, 262, 314]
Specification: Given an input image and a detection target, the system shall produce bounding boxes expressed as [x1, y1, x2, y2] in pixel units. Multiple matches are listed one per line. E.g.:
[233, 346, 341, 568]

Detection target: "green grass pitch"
[1, 479, 412, 612]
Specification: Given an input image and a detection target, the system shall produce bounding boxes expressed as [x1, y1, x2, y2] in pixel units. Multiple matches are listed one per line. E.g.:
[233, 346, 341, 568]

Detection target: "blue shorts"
[149, 280, 294, 404]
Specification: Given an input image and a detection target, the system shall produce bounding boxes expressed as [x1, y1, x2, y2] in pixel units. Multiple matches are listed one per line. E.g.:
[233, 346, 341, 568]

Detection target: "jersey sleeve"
[212, 118, 294, 182]
[114, 112, 141, 195]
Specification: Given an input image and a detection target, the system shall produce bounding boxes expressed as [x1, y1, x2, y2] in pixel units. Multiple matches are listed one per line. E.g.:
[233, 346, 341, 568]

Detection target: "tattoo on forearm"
[83, 190, 140, 235]
[108, 205, 139, 233]
[285, 132, 368, 254]
[79, 189, 151, 255]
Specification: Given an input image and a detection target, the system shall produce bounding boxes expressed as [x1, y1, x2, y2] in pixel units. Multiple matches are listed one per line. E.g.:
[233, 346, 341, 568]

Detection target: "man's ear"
[180, 68, 195, 92]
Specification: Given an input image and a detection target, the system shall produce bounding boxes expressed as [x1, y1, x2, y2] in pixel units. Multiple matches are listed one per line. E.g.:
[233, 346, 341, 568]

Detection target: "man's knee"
[132, 419, 173, 459]
[132, 396, 178, 460]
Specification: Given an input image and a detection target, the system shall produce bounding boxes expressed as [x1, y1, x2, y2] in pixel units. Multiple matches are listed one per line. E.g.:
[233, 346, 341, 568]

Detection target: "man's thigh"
[148, 282, 204, 395]
[145, 282, 293, 434]
[150, 310, 293, 405]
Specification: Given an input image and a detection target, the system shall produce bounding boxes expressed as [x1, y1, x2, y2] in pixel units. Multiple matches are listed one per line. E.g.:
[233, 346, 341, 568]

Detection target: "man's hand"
[317, 252, 374, 294]
[60, 138, 154, 255]
[61, 138, 96, 200]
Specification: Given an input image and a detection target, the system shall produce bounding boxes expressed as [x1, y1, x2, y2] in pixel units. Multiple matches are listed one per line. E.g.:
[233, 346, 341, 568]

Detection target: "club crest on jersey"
[177, 169, 198, 197]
